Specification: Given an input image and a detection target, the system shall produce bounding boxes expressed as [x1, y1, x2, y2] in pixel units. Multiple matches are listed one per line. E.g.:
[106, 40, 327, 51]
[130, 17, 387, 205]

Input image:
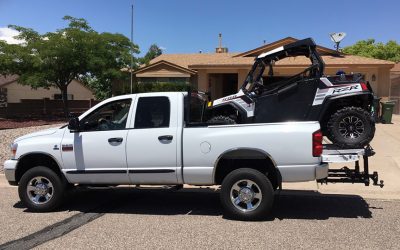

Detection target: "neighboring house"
[0, 75, 95, 106]
[390, 63, 400, 114]
[129, 37, 394, 101]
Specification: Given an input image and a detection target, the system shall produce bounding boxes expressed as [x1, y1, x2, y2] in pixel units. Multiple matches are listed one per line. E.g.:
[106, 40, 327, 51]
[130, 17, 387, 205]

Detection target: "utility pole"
[130, 3, 134, 93]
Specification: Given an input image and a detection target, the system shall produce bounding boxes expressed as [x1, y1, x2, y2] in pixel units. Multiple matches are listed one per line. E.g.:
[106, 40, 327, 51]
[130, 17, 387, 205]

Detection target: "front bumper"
[4, 159, 18, 184]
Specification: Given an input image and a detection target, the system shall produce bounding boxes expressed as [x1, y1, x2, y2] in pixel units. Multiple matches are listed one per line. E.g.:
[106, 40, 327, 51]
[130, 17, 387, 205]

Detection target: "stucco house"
[0, 75, 95, 107]
[390, 63, 400, 114]
[129, 37, 395, 101]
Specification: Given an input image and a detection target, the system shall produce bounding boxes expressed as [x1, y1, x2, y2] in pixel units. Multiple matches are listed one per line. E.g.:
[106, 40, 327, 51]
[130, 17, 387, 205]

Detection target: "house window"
[54, 94, 74, 100]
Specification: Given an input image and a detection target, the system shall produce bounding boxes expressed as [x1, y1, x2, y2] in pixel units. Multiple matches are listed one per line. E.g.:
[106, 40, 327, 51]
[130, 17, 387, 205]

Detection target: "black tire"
[326, 106, 375, 149]
[207, 115, 236, 125]
[18, 166, 66, 212]
[220, 168, 274, 221]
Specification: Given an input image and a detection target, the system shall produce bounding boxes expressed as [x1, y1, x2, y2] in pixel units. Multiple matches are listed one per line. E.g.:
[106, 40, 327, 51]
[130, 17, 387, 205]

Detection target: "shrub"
[134, 82, 192, 93]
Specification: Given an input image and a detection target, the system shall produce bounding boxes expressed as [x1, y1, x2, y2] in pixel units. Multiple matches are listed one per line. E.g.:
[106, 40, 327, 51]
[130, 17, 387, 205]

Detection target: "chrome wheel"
[26, 176, 54, 205]
[230, 179, 262, 212]
[338, 116, 365, 139]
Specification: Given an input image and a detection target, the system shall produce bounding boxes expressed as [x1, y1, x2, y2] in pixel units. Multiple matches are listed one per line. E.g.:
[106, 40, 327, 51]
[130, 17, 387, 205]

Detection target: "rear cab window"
[134, 96, 170, 129]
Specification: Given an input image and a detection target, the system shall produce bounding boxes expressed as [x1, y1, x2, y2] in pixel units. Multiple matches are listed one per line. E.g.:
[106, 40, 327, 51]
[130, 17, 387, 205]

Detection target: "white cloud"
[160, 46, 166, 51]
[0, 27, 24, 44]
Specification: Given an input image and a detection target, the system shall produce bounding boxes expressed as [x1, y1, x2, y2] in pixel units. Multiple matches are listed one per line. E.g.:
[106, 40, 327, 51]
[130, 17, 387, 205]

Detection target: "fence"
[0, 98, 100, 118]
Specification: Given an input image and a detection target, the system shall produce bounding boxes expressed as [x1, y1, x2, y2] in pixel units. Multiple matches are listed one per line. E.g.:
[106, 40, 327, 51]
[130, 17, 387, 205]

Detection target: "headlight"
[11, 143, 18, 159]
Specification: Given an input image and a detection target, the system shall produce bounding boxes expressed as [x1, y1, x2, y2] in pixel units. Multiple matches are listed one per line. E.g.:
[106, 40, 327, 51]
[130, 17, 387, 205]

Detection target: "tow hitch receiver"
[318, 145, 384, 188]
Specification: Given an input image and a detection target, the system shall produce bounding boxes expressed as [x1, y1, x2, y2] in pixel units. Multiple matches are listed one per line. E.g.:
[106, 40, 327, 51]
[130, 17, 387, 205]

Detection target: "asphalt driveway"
[0, 183, 399, 249]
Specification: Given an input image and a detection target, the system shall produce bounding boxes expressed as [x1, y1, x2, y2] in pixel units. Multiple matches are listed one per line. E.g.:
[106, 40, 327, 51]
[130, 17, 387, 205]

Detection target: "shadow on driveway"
[14, 187, 378, 220]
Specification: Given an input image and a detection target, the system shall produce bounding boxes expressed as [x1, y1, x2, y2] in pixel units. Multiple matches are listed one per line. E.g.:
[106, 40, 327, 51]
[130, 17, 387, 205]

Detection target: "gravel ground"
[0, 124, 64, 171]
[0, 118, 66, 129]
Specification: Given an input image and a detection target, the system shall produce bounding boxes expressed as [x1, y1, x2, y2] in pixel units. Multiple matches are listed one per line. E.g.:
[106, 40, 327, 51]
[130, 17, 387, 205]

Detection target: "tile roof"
[0, 75, 18, 87]
[150, 53, 394, 69]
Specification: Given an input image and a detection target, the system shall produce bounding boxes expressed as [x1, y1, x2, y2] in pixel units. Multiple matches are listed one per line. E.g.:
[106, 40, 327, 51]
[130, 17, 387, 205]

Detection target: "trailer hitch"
[318, 145, 384, 188]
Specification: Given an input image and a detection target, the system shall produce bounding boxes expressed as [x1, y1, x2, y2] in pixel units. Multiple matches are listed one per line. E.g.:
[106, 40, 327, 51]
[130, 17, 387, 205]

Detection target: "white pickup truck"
[4, 92, 328, 220]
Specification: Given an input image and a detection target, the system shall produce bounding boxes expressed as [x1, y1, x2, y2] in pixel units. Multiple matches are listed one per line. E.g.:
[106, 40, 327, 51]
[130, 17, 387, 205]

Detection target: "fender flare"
[318, 92, 373, 121]
[212, 147, 282, 189]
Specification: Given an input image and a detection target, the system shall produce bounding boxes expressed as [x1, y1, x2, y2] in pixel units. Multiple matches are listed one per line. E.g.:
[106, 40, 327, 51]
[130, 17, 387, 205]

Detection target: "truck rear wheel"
[326, 106, 375, 148]
[18, 166, 66, 212]
[220, 168, 274, 221]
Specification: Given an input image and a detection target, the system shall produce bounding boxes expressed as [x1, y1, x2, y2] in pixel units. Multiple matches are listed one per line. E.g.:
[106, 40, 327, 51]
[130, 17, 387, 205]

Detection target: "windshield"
[243, 60, 265, 92]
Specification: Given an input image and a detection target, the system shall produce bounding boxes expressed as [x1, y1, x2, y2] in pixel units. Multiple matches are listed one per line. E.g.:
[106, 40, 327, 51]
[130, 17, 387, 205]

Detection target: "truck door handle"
[158, 135, 173, 141]
[108, 137, 123, 143]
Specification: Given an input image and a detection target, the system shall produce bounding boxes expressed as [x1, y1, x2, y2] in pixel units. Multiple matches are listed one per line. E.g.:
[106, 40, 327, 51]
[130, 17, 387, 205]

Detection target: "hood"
[14, 126, 61, 142]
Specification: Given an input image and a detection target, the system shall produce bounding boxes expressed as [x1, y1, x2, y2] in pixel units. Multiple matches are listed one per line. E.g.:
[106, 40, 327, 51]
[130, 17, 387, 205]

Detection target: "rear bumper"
[4, 159, 18, 183]
[316, 163, 329, 180]
[278, 163, 329, 182]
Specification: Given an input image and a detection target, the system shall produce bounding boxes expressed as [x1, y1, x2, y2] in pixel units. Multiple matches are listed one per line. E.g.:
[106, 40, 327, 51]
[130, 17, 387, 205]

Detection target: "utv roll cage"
[242, 38, 325, 93]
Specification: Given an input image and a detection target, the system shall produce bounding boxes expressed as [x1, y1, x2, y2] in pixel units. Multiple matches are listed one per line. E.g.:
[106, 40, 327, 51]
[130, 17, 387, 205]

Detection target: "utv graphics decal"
[332, 85, 359, 94]
[212, 90, 255, 117]
[312, 83, 362, 106]
[222, 94, 238, 102]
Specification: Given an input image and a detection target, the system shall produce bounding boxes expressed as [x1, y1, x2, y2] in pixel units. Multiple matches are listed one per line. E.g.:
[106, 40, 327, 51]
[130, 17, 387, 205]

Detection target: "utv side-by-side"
[207, 38, 375, 148]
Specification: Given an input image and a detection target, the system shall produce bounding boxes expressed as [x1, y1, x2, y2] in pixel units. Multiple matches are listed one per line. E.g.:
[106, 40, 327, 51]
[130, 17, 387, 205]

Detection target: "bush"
[134, 82, 192, 93]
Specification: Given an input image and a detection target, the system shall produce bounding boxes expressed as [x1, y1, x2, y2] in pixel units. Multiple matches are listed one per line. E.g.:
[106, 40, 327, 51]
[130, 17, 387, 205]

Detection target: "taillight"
[360, 82, 368, 91]
[312, 130, 323, 157]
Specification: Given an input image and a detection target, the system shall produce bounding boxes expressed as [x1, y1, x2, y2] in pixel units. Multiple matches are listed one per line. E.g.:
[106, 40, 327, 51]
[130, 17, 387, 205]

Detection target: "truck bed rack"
[318, 144, 384, 187]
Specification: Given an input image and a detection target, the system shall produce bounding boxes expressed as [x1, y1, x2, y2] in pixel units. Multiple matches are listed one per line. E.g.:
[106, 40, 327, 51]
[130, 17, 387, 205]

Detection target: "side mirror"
[68, 117, 80, 132]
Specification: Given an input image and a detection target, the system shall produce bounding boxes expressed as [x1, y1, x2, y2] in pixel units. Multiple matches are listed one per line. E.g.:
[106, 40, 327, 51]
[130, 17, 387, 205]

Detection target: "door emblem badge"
[62, 144, 74, 151]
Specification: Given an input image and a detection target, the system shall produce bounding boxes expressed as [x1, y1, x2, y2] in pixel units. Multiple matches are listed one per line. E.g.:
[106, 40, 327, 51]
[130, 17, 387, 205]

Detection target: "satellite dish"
[330, 32, 346, 43]
[329, 32, 346, 52]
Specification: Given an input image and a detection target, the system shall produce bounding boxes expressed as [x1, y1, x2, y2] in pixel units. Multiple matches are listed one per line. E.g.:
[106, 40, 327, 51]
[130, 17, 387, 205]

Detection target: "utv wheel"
[220, 168, 274, 221]
[18, 166, 66, 212]
[327, 107, 375, 148]
[208, 115, 236, 125]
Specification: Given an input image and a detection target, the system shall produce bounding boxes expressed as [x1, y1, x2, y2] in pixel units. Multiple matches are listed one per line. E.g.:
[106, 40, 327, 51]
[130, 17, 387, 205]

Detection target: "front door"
[61, 98, 133, 184]
[126, 94, 179, 184]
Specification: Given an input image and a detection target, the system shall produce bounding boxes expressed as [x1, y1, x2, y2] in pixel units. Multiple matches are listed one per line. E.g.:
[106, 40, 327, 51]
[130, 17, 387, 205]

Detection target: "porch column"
[378, 68, 391, 98]
[197, 69, 209, 92]
[237, 69, 248, 90]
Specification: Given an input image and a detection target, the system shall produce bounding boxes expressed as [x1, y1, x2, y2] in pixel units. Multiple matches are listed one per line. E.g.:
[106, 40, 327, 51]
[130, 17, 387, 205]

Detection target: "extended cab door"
[61, 97, 134, 184]
[126, 93, 181, 184]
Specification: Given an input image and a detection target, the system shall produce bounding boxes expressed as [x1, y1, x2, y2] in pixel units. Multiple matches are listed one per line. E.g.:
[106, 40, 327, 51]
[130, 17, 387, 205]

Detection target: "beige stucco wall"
[5, 79, 94, 103]
[197, 69, 209, 92]
[196, 68, 251, 94]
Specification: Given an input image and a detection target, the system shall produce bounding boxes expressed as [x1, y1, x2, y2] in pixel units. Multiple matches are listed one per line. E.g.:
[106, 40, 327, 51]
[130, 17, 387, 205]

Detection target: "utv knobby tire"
[326, 107, 375, 149]
[18, 166, 66, 212]
[220, 168, 274, 221]
[207, 115, 236, 125]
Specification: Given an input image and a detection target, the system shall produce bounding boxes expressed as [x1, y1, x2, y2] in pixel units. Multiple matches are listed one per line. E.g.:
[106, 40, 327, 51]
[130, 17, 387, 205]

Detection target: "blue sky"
[0, 0, 399, 55]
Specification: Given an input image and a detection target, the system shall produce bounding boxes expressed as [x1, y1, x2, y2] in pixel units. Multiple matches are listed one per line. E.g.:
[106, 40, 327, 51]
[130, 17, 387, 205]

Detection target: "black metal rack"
[318, 145, 384, 188]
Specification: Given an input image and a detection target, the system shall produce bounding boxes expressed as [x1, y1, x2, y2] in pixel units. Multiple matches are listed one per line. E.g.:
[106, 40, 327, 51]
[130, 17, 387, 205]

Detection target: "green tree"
[343, 39, 400, 62]
[139, 44, 162, 65]
[0, 16, 139, 116]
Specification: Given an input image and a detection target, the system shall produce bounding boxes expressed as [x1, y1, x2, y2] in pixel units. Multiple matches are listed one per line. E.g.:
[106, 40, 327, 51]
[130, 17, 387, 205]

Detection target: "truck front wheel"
[326, 106, 375, 148]
[18, 166, 66, 212]
[220, 168, 274, 220]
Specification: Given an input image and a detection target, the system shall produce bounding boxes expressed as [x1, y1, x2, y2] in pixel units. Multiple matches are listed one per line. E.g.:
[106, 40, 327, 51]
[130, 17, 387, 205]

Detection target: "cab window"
[134, 97, 170, 129]
[80, 99, 132, 131]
